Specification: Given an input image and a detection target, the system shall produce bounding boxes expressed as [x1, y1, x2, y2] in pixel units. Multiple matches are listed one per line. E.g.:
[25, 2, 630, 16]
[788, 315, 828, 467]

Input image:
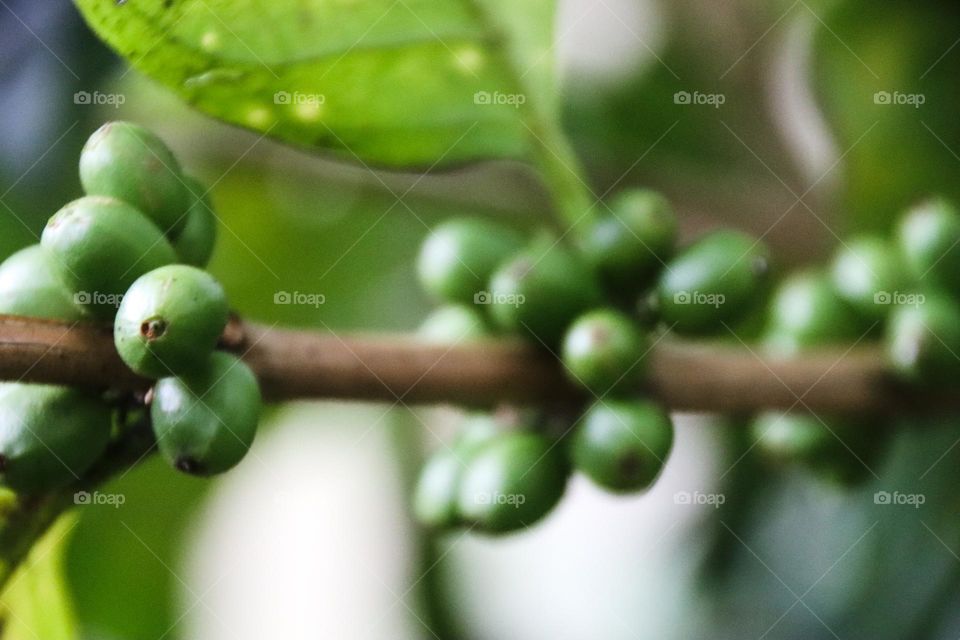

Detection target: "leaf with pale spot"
[72, 0, 557, 168]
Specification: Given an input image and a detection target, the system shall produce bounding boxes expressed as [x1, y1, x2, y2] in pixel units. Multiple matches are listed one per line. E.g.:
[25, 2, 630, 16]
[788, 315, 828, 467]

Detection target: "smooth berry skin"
[456, 431, 569, 534]
[418, 304, 489, 343]
[79, 121, 189, 236]
[897, 197, 960, 295]
[487, 244, 603, 346]
[657, 230, 770, 335]
[750, 412, 833, 462]
[571, 400, 673, 493]
[417, 218, 522, 304]
[171, 176, 217, 267]
[114, 265, 229, 378]
[414, 449, 465, 529]
[581, 189, 677, 293]
[830, 235, 910, 322]
[0, 245, 85, 321]
[751, 412, 883, 487]
[885, 292, 960, 385]
[412, 415, 498, 529]
[0, 383, 111, 493]
[151, 352, 261, 476]
[41, 196, 177, 319]
[561, 309, 647, 394]
[764, 270, 862, 355]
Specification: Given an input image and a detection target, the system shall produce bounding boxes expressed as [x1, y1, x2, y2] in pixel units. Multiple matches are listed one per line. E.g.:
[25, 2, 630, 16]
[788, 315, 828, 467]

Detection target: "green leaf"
[1, 516, 79, 640]
[72, 0, 556, 169]
[812, 0, 960, 231]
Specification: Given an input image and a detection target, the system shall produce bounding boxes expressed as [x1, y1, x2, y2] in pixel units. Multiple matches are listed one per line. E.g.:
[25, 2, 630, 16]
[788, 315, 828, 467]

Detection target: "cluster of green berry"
[0, 121, 260, 492]
[412, 190, 772, 533]
[752, 197, 960, 482]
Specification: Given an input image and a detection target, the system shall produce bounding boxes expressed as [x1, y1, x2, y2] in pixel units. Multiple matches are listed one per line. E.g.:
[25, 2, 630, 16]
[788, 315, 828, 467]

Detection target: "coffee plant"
[2, 0, 960, 637]
[0, 122, 262, 489]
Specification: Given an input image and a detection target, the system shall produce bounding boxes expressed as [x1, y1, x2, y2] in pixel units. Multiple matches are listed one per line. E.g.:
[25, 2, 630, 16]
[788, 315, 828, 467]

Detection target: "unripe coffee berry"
[581, 189, 677, 293]
[0, 245, 85, 321]
[456, 431, 568, 533]
[115, 265, 229, 378]
[570, 399, 673, 493]
[79, 121, 189, 235]
[0, 383, 111, 493]
[561, 309, 647, 394]
[657, 230, 770, 334]
[41, 196, 177, 319]
[151, 352, 261, 476]
[417, 218, 522, 304]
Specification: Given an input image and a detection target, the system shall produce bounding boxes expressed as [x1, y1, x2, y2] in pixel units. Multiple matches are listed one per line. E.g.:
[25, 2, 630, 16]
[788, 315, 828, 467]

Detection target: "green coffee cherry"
[418, 305, 489, 343]
[750, 411, 833, 462]
[751, 412, 884, 486]
[657, 230, 770, 334]
[570, 399, 673, 493]
[417, 218, 523, 304]
[581, 189, 677, 292]
[561, 309, 647, 394]
[0, 245, 85, 321]
[414, 449, 465, 529]
[897, 197, 960, 295]
[0, 383, 111, 493]
[41, 196, 177, 319]
[457, 431, 569, 533]
[79, 121, 188, 235]
[114, 265, 229, 378]
[830, 235, 910, 322]
[487, 244, 603, 345]
[171, 177, 217, 267]
[764, 270, 862, 354]
[412, 415, 499, 529]
[151, 352, 261, 476]
[885, 292, 960, 385]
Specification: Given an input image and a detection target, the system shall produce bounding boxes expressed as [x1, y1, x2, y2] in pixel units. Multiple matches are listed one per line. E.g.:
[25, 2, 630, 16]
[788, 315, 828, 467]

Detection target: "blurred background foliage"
[1, 0, 960, 638]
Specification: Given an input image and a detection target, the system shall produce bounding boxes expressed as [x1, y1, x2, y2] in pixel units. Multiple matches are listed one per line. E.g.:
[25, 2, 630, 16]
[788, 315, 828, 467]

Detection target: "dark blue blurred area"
[0, 0, 113, 249]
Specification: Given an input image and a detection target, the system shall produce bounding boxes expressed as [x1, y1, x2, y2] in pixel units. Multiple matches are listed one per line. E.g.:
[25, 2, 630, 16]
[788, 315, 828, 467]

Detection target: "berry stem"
[0, 314, 945, 414]
[527, 119, 596, 230]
